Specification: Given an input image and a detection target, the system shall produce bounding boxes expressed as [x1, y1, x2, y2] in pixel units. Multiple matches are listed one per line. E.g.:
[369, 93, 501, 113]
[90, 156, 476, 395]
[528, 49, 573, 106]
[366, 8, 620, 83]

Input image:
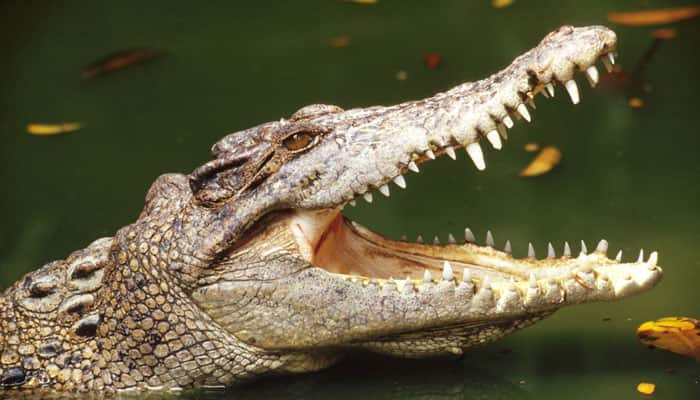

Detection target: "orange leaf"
[637, 317, 700, 361]
[518, 146, 561, 177]
[637, 382, 656, 395]
[608, 7, 700, 26]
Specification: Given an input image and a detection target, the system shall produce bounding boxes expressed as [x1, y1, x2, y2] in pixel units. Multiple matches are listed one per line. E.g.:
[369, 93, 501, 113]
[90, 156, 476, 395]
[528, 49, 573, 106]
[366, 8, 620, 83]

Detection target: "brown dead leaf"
[608, 7, 700, 26]
[653, 28, 678, 39]
[524, 142, 540, 152]
[345, 0, 378, 4]
[637, 317, 700, 361]
[628, 97, 644, 108]
[331, 36, 351, 48]
[518, 146, 561, 177]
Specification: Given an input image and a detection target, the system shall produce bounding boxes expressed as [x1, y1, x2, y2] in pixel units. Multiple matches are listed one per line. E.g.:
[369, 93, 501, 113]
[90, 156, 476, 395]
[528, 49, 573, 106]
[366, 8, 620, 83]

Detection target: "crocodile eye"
[283, 132, 315, 152]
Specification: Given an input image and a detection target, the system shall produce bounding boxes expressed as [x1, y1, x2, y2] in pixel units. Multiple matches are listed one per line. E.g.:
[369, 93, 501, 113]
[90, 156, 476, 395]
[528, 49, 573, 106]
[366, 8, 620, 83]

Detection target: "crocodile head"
[186, 26, 661, 356]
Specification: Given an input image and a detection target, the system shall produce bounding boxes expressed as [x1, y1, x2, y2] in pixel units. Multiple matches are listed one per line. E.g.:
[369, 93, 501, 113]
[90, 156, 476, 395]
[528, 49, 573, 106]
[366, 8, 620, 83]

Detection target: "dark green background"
[1, 1, 698, 398]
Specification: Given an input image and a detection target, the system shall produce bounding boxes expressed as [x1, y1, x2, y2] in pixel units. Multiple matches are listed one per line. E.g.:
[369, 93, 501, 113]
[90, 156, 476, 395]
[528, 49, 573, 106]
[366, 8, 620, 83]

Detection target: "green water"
[1, 0, 698, 398]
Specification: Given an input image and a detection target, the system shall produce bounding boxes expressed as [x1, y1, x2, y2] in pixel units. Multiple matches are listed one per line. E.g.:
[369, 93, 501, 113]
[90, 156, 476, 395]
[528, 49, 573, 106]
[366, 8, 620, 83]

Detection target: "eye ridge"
[283, 131, 316, 152]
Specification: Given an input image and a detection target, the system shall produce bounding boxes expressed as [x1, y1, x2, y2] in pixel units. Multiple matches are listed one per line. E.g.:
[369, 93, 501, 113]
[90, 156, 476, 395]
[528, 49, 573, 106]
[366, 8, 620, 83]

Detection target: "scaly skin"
[0, 26, 662, 395]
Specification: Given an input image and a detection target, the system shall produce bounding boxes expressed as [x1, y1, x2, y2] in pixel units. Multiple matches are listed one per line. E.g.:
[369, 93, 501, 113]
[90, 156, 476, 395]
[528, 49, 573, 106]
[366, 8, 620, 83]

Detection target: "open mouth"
[287, 50, 662, 301]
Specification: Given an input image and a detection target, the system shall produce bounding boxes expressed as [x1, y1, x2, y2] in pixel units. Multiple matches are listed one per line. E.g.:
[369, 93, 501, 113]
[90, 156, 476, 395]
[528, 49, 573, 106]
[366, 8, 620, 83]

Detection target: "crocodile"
[0, 25, 662, 394]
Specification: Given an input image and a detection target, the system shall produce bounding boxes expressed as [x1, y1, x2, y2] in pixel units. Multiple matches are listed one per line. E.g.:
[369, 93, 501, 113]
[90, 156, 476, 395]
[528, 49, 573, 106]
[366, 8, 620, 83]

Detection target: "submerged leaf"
[608, 7, 700, 26]
[27, 123, 82, 136]
[637, 317, 700, 361]
[82, 48, 163, 79]
[518, 146, 561, 177]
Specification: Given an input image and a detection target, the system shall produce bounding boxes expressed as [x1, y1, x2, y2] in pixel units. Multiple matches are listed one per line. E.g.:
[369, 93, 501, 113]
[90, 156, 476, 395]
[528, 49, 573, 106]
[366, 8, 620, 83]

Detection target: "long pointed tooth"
[497, 123, 508, 140]
[580, 240, 588, 255]
[504, 240, 512, 254]
[607, 52, 615, 66]
[408, 161, 420, 173]
[503, 116, 514, 129]
[363, 192, 373, 203]
[378, 184, 390, 197]
[465, 142, 486, 171]
[563, 241, 571, 257]
[648, 251, 658, 266]
[416, 235, 424, 244]
[596, 239, 608, 254]
[486, 230, 495, 247]
[547, 242, 556, 258]
[445, 146, 457, 160]
[485, 130, 503, 150]
[565, 80, 580, 104]
[585, 65, 599, 87]
[464, 228, 476, 243]
[545, 83, 555, 97]
[442, 261, 454, 281]
[528, 243, 536, 259]
[423, 269, 432, 284]
[349, 199, 356, 207]
[516, 104, 531, 122]
[403, 276, 413, 293]
[601, 56, 613, 73]
[433, 236, 440, 245]
[425, 149, 436, 160]
[481, 276, 491, 290]
[392, 175, 406, 189]
[637, 249, 644, 263]
[447, 233, 456, 244]
[615, 250, 622, 262]
[462, 268, 472, 283]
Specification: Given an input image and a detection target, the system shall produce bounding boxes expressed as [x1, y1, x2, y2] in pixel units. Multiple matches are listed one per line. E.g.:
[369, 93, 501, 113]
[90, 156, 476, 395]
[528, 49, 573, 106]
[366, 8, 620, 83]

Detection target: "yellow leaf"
[26, 122, 82, 136]
[608, 7, 700, 26]
[492, 0, 514, 8]
[637, 382, 656, 395]
[637, 317, 700, 361]
[518, 146, 561, 177]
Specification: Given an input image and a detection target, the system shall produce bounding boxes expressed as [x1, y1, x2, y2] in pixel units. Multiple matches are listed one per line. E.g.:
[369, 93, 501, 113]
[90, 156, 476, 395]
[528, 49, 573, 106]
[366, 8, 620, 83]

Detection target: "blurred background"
[0, 0, 698, 398]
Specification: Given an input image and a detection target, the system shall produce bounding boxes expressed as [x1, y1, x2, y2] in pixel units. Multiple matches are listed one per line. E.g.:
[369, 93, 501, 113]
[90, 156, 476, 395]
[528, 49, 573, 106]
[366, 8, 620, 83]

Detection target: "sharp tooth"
[481, 276, 491, 290]
[363, 192, 373, 203]
[445, 146, 457, 160]
[529, 272, 537, 287]
[527, 97, 536, 109]
[648, 251, 658, 266]
[563, 241, 571, 257]
[580, 240, 588, 255]
[541, 88, 550, 98]
[585, 65, 599, 87]
[547, 242, 555, 258]
[408, 161, 420, 173]
[349, 200, 356, 207]
[423, 269, 432, 284]
[465, 142, 486, 171]
[565, 80, 580, 104]
[378, 184, 390, 197]
[615, 250, 622, 262]
[425, 149, 436, 160]
[447, 233, 456, 244]
[502, 116, 514, 129]
[607, 52, 616, 66]
[516, 104, 531, 122]
[596, 239, 608, 254]
[497, 123, 508, 140]
[403, 276, 413, 292]
[433, 236, 440, 245]
[462, 268, 472, 283]
[416, 235, 424, 244]
[637, 249, 644, 263]
[601, 56, 613, 73]
[400, 234, 407, 241]
[545, 83, 555, 97]
[486, 230, 495, 247]
[442, 261, 454, 281]
[393, 175, 406, 189]
[504, 240, 512, 254]
[528, 243, 536, 259]
[464, 228, 476, 243]
[485, 130, 503, 150]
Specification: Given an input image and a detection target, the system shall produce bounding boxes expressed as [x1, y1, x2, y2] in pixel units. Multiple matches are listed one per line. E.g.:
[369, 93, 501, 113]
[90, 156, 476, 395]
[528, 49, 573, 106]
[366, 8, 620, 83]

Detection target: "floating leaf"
[608, 7, 700, 26]
[492, 0, 514, 8]
[637, 317, 700, 361]
[345, 0, 378, 4]
[82, 48, 163, 80]
[424, 53, 441, 70]
[518, 146, 561, 177]
[330, 36, 351, 48]
[524, 142, 540, 152]
[653, 28, 678, 40]
[637, 382, 656, 395]
[27, 122, 82, 136]
[628, 97, 644, 108]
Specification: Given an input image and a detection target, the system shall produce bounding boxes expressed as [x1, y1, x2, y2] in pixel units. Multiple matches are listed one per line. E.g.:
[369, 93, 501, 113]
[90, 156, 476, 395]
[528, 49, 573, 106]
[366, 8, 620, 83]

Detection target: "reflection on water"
[1, 0, 698, 398]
